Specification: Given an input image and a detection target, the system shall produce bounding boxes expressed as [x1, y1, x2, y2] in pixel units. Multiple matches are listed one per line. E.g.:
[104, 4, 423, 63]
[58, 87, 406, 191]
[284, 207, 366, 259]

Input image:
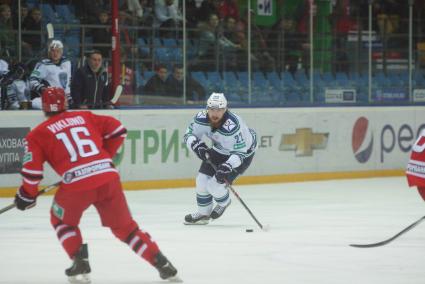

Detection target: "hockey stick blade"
[350, 215, 425, 248]
[0, 182, 60, 215]
[205, 157, 266, 231]
[46, 23, 54, 39]
[111, 85, 123, 104]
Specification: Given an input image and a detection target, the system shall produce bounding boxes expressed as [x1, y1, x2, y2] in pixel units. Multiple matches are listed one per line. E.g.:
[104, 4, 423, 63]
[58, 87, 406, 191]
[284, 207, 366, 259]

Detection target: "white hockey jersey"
[29, 57, 71, 96]
[184, 110, 257, 168]
[0, 59, 8, 75]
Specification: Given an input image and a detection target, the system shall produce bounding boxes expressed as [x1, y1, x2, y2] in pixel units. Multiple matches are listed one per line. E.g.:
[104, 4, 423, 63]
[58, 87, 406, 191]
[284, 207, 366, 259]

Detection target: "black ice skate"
[210, 200, 231, 219]
[65, 243, 91, 284]
[154, 251, 181, 282]
[184, 212, 210, 225]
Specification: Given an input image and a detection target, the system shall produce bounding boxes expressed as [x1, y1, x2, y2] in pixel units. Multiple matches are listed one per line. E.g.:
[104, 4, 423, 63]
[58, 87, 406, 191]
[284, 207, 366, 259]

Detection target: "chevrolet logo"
[279, 128, 329, 156]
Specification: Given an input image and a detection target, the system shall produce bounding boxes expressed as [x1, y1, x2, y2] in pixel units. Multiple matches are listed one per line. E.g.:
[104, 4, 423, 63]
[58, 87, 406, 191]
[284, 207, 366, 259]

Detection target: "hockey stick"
[350, 215, 425, 248]
[111, 85, 123, 104]
[0, 182, 60, 215]
[206, 159, 268, 231]
[46, 23, 54, 40]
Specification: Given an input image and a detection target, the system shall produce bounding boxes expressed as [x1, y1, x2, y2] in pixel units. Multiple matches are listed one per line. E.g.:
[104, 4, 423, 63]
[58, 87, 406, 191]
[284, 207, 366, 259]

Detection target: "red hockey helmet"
[41, 87, 67, 113]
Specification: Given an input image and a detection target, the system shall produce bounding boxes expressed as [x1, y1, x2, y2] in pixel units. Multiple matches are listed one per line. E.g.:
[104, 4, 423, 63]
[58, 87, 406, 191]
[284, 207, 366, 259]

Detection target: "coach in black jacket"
[71, 50, 111, 109]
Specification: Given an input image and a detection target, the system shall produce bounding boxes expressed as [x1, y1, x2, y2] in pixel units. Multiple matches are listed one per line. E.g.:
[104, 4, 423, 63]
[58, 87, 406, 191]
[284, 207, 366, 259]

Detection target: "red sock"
[125, 229, 160, 265]
[53, 223, 83, 259]
[417, 187, 425, 202]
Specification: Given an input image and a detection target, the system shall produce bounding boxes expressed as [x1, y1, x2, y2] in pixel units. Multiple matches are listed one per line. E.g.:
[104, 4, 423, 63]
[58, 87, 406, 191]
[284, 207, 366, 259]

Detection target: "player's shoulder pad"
[194, 110, 209, 126]
[218, 111, 240, 136]
[38, 58, 55, 66]
[60, 57, 70, 64]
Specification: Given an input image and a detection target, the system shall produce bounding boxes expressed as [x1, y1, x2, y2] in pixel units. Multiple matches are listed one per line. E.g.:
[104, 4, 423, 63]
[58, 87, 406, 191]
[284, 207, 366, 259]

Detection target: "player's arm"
[94, 113, 127, 157]
[29, 62, 49, 96]
[15, 134, 46, 210]
[183, 112, 209, 161]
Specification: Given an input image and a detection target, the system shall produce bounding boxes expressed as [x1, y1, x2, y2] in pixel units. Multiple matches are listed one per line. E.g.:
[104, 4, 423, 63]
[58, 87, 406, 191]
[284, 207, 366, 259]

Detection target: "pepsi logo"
[352, 117, 373, 163]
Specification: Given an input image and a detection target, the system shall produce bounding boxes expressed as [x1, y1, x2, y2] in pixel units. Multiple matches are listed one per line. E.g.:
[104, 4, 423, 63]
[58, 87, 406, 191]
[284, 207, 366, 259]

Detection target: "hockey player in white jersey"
[29, 40, 72, 109]
[183, 93, 257, 224]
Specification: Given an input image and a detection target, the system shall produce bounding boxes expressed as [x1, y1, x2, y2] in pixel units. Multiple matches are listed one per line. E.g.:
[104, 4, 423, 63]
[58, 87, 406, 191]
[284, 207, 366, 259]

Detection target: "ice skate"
[154, 251, 182, 282]
[210, 200, 231, 220]
[66, 243, 91, 284]
[184, 212, 210, 225]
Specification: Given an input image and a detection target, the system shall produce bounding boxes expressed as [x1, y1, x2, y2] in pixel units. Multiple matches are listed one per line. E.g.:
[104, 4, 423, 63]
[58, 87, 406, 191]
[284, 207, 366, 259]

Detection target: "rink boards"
[0, 106, 423, 195]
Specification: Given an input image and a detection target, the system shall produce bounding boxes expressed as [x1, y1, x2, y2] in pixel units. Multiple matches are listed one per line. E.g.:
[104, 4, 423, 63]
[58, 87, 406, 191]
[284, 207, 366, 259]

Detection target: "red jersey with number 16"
[406, 133, 425, 187]
[21, 111, 127, 197]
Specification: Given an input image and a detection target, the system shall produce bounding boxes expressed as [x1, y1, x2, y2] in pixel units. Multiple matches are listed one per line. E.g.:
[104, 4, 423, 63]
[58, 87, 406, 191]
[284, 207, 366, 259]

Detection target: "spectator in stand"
[329, 0, 357, 74]
[269, 18, 306, 74]
[119, 11, 139, 59]
[196, 13, 241, 70]
[166, 64, 206, 101]
[198, 0, 221, 22]
[71, 50, 111, 109]
[218, 0, 239, 20]
[143, 64, 169, 96]
[22, 8, 43, 57]
[154, 0, 183, 37]
[12, 2, 28, 29]
[75, 0, 109, 24]
[185, 0, 202, 29]
[122, 0, 155, 38]
[92, 10, 111, 58]
[0, 4, 17, 59]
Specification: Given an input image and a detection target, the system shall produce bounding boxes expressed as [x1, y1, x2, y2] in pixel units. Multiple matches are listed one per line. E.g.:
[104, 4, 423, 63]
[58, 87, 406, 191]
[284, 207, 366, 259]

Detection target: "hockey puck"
[245, 229, 254, 233]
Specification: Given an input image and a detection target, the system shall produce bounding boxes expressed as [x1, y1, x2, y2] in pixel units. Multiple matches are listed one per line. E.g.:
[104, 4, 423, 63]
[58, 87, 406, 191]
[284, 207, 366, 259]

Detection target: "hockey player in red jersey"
[14, 87, 179, 283]
[406, 132, 425, 202]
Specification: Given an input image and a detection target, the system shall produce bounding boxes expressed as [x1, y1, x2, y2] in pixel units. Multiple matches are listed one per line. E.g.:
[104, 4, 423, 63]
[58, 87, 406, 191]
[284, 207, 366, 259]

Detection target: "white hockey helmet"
[207, 92, 227, 109]
[49, 40, 64, 50]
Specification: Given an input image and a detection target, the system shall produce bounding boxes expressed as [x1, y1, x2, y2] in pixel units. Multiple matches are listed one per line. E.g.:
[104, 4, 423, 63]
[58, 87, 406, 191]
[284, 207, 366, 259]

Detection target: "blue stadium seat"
[162, 38, 176, 47]
[64, 35, 80, 57]
[137, 37, 150, 56]
[154, 47, 173, 63]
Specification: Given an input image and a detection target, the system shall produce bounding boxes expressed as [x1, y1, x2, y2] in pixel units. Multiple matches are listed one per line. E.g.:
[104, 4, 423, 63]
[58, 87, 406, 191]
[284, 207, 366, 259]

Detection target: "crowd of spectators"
[0, 0, 425, 109]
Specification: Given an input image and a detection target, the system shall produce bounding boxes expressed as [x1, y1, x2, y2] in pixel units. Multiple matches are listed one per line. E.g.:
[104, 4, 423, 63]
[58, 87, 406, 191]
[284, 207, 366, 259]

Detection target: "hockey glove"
[15, 186, 37, 211]
[215, 163, 233, 184]
[191, 139, 209, 161]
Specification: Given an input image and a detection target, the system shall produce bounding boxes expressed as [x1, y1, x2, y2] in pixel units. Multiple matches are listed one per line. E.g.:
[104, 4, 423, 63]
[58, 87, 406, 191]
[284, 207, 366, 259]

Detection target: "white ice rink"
[0, 177, 424, 284]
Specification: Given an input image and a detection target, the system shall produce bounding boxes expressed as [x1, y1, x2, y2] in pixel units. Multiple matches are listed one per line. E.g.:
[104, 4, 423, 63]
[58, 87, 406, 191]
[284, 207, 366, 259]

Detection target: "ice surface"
[0, 177, 424, 284]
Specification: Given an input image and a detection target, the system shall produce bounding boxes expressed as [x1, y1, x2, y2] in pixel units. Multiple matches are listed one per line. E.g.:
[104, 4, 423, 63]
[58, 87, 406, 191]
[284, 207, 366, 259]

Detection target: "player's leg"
[50, 187, 95, 258]
[184, 173, 213, 224]
[50, 187, 95, 283]
[94, 177, 178, 280]
[208, 152, 255, 219]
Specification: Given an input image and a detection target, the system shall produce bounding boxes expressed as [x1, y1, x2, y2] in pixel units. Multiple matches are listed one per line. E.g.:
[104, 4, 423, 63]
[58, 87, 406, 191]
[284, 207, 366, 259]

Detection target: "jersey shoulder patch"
[194, 110, 209, 126]
[218, 112, 240, 135]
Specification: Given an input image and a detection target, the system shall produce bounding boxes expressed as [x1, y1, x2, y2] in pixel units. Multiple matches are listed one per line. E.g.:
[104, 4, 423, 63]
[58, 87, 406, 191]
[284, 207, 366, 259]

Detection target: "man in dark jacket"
[166, 65, 206, 101]
[143, 64, 169, 96]
[71, 50, 111, 109]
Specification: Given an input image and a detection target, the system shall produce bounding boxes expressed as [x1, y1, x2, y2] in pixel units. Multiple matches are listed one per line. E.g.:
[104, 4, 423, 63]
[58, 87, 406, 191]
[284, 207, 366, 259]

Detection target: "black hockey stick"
[350, 215, 425, 248]
[206, 159, 268, 231]
[0, 182, 60, 215]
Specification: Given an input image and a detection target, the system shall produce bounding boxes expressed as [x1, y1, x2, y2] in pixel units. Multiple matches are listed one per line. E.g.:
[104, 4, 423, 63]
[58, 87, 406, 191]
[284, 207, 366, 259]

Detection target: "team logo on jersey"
[22, 152, 32, 164]
[352, 117, 373, 163]
[196, 111, 207, 119]
[279, 128, 328, 156]
[223, 119, 236, 132]
[52, 201, 64, 220]
[63, 172, 74, 184]
[59, 72, 68, 89]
